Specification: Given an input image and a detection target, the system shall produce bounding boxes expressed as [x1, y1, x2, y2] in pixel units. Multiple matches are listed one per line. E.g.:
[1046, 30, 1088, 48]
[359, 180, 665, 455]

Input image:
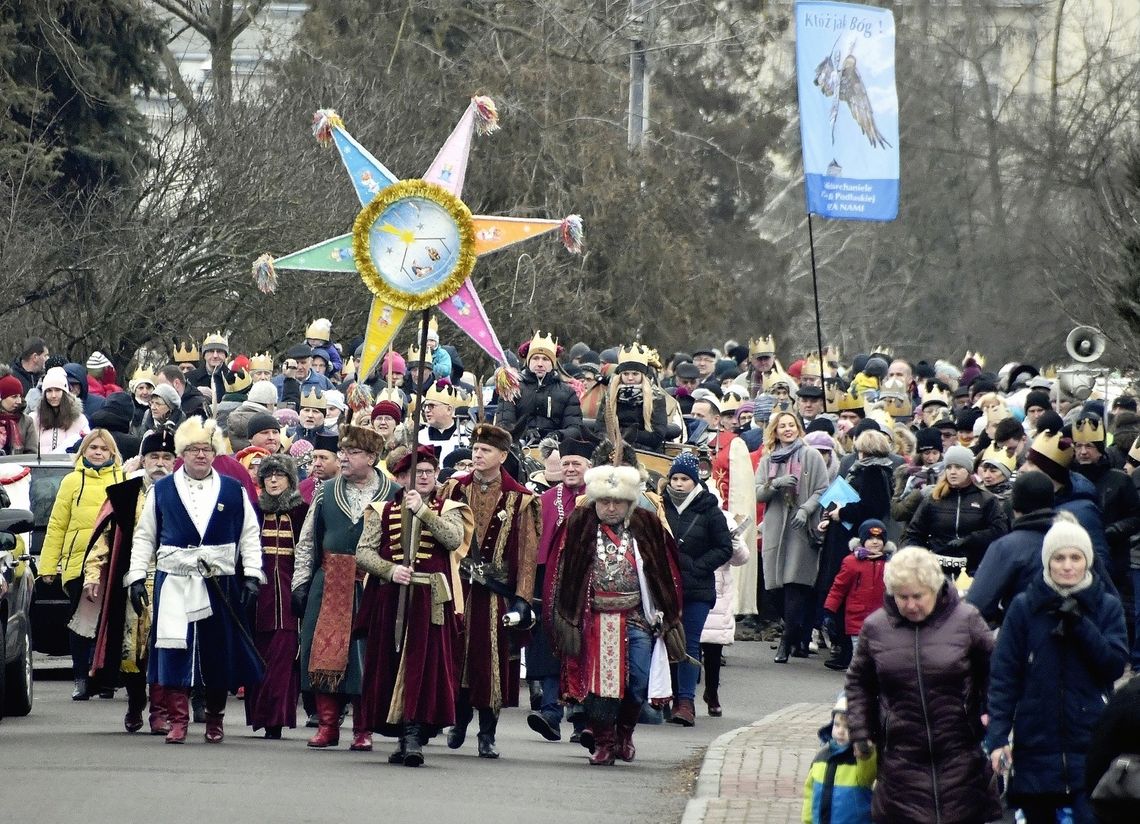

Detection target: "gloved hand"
[129, 580, 149, 616]
[507, 597, 534, 629]
[240, 576, 260, 606]
[290, 582, 310, 618]
[770, 474, 796, 490]
[853, 740, 874, 760]
[790, 508, 809, 530]
[1057, 596, 1082, 624]
[945, 536, 967, 552]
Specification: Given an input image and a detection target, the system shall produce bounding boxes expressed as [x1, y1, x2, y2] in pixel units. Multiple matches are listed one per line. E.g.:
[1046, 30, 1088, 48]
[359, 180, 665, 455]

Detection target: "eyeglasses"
[338, 449, 367, 458]
[414, 468, 436, 477]
[183, 446, 215, 455]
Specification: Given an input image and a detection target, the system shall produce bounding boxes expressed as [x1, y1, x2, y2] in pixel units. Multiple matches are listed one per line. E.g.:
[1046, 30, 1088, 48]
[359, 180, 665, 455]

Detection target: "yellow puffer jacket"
[39, 457, 124, 585]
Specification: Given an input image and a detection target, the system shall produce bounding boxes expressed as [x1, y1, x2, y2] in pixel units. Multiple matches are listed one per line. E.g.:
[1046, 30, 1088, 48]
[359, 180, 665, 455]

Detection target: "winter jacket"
[801, 739, 876, 824]
[902, 483, 1008, 574]
[891, 460, 943, 524]
[700, 511, 750, 645]
[178, 382, 210, 421]
[845, 584, 1002, 824]
[984, 576, 1127, 800]
[965, 508, 1054, 624]
[603, 387, 669, 450]
[1085, 674, 1140, 824]
[0, 411, 37, 455]
[496, 369, 583, 442]
[89, 392, 141, 459]
[664, 486, 733, 604]
[35, 395, 89, 455]
[8, 358, 39, 394]
[64, 363, 104, 418]
[1073, 456, 1140, 558]
[756, 442, 830, 588]
[824, 540, 894, 636]
[86, 372, 123, 399]
[1056, 472, 1112, 573]
[429, 345, 452, 379]
[39, 455, 124, 584]
[227, 400, 273, 453]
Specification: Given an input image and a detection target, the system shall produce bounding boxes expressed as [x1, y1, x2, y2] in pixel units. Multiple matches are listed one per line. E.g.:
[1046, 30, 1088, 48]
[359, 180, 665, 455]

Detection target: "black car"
[0, 507, 35, 720]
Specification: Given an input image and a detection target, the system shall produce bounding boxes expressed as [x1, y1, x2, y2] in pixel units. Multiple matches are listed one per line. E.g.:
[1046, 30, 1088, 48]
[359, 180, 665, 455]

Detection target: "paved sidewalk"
[682, 702, 833, 824]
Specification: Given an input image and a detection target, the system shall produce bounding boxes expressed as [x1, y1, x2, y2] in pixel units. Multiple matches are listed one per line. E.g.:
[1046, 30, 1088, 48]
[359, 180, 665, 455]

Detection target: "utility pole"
[627, 0, 650, 151]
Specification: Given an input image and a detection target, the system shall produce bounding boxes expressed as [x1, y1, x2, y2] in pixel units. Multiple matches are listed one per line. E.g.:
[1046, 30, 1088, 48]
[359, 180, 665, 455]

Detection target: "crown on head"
[616, 343, 651, 373]
[762, 366, 795, 393]
[799, 352, 823, 378]
[823, 345, 841, 364]
[749, 335, 776, 358]
[645, 347, 663, 370]
[527, 330, 559, 362]
[201, 331, 229, 353]
[222, 368, 252, 394]
[870, 344, 894, 359]
[173, 340, 200, 364]
[407, 343, 424, 365]
[1072, 416, 1105, 444]
[879, 379, 913, 417]
[719, 394, 743, 414]
[866, 407, 894, 430]
[305, 318, 332, 342]
[342, 356, 357, 378]
[425, 382, 466, 408]
[375, 387, 404, 407]
[963, 350, 986, 368]
[920, 385, 951, 408]
[300, 386, 327, 410]
[980, 443, 1017, 473]
[826, 385, 865, 413]
[130, 368, 155, 389]
[249, 352, 273, 373]
[1031, 429, 1074, 467]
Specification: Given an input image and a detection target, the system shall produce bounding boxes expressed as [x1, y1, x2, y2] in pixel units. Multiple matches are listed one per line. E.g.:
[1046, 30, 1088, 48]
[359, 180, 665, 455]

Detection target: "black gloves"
[129, 580, 149, 616]
[945, 537, 967, 552]
[822, 612, 839, 643]
[290, 582, 309, 618]
[506, 597, 534, 629]
[1057, 596, 1082, 623]
[239, 576, 260, 606]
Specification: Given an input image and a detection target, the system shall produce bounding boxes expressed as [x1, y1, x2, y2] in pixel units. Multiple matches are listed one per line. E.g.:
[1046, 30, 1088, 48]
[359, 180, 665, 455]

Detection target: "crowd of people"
[3, 324, 1140, 820]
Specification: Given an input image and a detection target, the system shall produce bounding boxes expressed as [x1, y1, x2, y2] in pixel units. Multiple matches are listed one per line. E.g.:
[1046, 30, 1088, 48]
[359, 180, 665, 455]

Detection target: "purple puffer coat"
[845, 584, 1002, 824]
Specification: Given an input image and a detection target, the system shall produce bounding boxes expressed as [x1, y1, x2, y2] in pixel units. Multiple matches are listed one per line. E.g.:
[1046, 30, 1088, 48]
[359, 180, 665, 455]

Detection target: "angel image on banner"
[251, 95, 584, 384]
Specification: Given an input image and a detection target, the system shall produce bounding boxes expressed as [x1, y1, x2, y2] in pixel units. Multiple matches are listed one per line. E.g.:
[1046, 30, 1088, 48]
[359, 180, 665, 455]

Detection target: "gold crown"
[428, 316, 439, 335]
[1072, 416, 1105, 444]
[866, 407, 894, 430]
[407, 343, 424, 365]
[963, 350, 986, 368]
[823, 345, 841, 365]
[878, 379, 913, 417]
[616, 343, 651, 371]
[763, 366, 795, 393]
[249, 352, 274, 373]
[129, 368, 155, 390]
[749, 335, 776, 358]
[719, 394, 743, 414]
[173, 340, 199, 364]
[305, 318, 332, 342]
[222, 368, 252, 395]
[1031, 429, 1073, 467]
[826, 385, 865, 413]
[375, 387, 404, 407]
[425, 382, 466, 408]
[979, 443, 1017, 473]
[920, 385, 951, 407]
[527, 330, 559, 362]
[202, 331, 229, 353]
[645, 348, 663, 370]
[342, 356, 357, 378]
[870, 344, 893, 359]
[300, 386, 327, 410]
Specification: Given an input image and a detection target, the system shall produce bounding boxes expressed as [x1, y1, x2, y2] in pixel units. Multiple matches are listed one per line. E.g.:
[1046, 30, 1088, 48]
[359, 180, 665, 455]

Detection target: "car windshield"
[28, 468, 70, 554]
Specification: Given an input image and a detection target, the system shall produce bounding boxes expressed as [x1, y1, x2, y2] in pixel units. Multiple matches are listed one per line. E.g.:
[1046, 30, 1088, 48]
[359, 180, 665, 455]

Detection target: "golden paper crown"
[749, 335, 776, 358]
[719, 393, 744, 414]
[129, 368, 155, 390]
[375, 387, 405, 407]
[1072, 416, 1105, 444]
[407, 343, 424, 365]
[871, 344, 893, 359]
[823, 345, 841, 365]
[1043, 364, 1058, 380]
[527, 330, 559, 363]
[222, 368, 252, 395]
[300, 386, 327, 410]
[646, 348, 663, 370]
[866, 407, 894, 431]
[305, 318, 332, 342]
[920, 386, 951, 408]
[342, 356, 357, 378]
[980, 443, 1017, 473]
[172, 340, 199, 364]
[963, 350, 986, 368]
[249, 352, 274, 373]
[425, 382, 466, 408]
[428, 316, 439, 335]
[201, 331, 229, 353]
[799, 352, 823, 378]
[826, 385, 865, 413]
[763, 366, 796, 393]
[616, 343, 651, 372]
[879, 379, 913, 417]
[1031, 429, 1073, 467]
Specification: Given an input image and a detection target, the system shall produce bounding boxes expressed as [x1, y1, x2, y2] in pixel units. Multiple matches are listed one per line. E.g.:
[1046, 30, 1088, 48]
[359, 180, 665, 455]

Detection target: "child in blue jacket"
[802, 694, 876, 824]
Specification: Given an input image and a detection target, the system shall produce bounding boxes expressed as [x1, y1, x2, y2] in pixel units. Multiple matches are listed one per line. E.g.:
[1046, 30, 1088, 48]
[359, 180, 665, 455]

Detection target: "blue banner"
[796, 1, 899, 221]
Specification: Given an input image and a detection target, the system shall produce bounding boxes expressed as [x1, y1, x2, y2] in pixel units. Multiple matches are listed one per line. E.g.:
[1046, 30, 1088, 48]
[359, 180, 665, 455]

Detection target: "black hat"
[559, 437, 596, 460]
[285, 343, 313, 360]
[443, 447, 472, 469]
[1025, 390, 1051, 412]
[312, 432, 339, 454]
[971, 377, 999, 395]
[727, 345, 750, 365]
[1035, 410, 1065, 435]
[864, 357, 889, 379]
[691, 347, 716, 359]
[915, 360, 935, 380]
[797, 384, 824, 399]
[993, 417, 1025, 443]
[956, 407, 982, 432]
[674, 362, 700, 380]
[953, 385, 971, 399]
[850, 418, 882, 437]
[805, 416, 835, 436]
[244, 412, 281, 439]
[932, 413, 957, 431]
[139, 426, 177, 456]
[916, 427, 942, 451]
[1011, 471, 1054, 514]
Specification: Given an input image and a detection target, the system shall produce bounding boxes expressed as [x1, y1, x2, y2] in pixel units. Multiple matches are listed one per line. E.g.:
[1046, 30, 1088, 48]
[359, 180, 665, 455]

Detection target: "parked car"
[0, 507, 35, 720]
[0, 454, 80, 656]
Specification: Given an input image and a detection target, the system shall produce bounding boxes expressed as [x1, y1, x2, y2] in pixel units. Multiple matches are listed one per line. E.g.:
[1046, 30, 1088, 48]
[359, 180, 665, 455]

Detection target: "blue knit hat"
[858, 519, 887, 543]
[668, 452, 701, 484]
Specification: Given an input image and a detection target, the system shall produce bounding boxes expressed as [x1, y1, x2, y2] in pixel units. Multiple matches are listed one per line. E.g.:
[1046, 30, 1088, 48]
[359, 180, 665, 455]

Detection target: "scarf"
[259, 487, 303, 514]
[0, 412, 24, 451]
[616, 385, 644, 405]
[1043, 570, 1094, 597]
[666, 485, 700, 513]
[766, 439, 804, 490]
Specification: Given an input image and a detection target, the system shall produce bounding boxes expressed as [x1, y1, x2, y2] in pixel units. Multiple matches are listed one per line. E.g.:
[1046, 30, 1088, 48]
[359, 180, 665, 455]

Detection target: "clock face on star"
[369, 196, 463, 295]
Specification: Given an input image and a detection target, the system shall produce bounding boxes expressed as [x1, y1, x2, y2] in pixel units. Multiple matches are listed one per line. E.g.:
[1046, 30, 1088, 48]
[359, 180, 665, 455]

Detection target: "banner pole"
[808, 212, 829, 413]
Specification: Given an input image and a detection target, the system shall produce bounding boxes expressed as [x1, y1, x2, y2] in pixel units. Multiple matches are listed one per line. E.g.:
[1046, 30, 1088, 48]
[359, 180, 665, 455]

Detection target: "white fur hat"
[174, 417, 226, 455]
[584, 464, 643, 503]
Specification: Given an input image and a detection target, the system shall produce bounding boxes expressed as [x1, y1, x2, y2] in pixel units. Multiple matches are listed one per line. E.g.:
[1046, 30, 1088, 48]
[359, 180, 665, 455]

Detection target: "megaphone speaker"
[1066, 326, 1105, 363]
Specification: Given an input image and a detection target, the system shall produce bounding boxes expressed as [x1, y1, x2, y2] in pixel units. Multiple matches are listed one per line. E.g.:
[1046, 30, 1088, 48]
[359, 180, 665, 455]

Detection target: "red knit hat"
[0, 375, 23, 400]
[370, 400, 403, 422]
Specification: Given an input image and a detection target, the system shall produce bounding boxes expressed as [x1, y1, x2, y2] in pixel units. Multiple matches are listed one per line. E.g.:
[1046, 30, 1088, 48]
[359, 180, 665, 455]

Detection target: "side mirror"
[0, 533, 15, 553]
[0, 508, 35, 534]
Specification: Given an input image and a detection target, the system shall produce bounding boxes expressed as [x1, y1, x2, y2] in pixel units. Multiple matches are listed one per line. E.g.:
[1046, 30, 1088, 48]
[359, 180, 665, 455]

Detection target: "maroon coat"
[845, 584, 1002, 824]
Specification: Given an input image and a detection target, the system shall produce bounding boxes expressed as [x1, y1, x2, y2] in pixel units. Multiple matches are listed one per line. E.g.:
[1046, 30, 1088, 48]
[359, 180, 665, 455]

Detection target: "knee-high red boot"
[306, 693, 342, 748]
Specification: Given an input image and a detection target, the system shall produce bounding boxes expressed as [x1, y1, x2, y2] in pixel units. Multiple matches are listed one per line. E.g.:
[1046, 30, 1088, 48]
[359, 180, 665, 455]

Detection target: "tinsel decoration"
[312, 109, 344, 146]
[472, 95, 500, 136]
[252, 254, 278, 294]
[494, 363, 521, 402]
[346, 380, 374, 413]
[560, 215, 584, 254]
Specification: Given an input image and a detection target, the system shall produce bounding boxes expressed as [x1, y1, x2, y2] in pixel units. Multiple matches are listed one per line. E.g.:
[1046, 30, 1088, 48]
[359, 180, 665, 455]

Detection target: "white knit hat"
[1040, 511, 1093, 570]
[86, 351, 112, 370]
[246, 381, 279, 407]
[41, 366, 70, 393]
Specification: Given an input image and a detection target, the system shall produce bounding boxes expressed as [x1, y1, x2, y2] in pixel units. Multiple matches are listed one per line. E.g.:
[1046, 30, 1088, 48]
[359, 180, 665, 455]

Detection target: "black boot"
[388, 737, 406, 764]
[191, 687, 207, 723]
[403, 723, 425, 767]
[476, 707, 499, 759]
[773, 638, 790, 664]
[447, 692, 474, 749]
[527, 680, 543, 711]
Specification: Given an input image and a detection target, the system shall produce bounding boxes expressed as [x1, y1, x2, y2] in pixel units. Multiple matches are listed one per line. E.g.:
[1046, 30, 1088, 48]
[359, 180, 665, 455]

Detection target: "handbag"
[1091, 752, 1140, 821]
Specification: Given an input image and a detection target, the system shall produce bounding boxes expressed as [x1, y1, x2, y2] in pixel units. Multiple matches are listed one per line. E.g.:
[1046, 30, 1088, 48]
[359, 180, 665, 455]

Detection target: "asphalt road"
[5, 641, 842, 824]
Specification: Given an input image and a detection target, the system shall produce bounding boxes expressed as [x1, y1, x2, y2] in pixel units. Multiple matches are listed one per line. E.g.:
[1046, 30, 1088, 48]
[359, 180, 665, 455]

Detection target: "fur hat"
[584, 464, 643, 503]
[174, 417, 225, 455]
[471, 422, 512, 453]
[1041, 511, 1094, 570]
[339, 423, 385, 455]
[257, 453, 299, 487]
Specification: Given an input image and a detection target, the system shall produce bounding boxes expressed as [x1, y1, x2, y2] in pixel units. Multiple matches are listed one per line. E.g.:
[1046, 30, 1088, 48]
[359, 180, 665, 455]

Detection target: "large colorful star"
[253, 96, 582, 381]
